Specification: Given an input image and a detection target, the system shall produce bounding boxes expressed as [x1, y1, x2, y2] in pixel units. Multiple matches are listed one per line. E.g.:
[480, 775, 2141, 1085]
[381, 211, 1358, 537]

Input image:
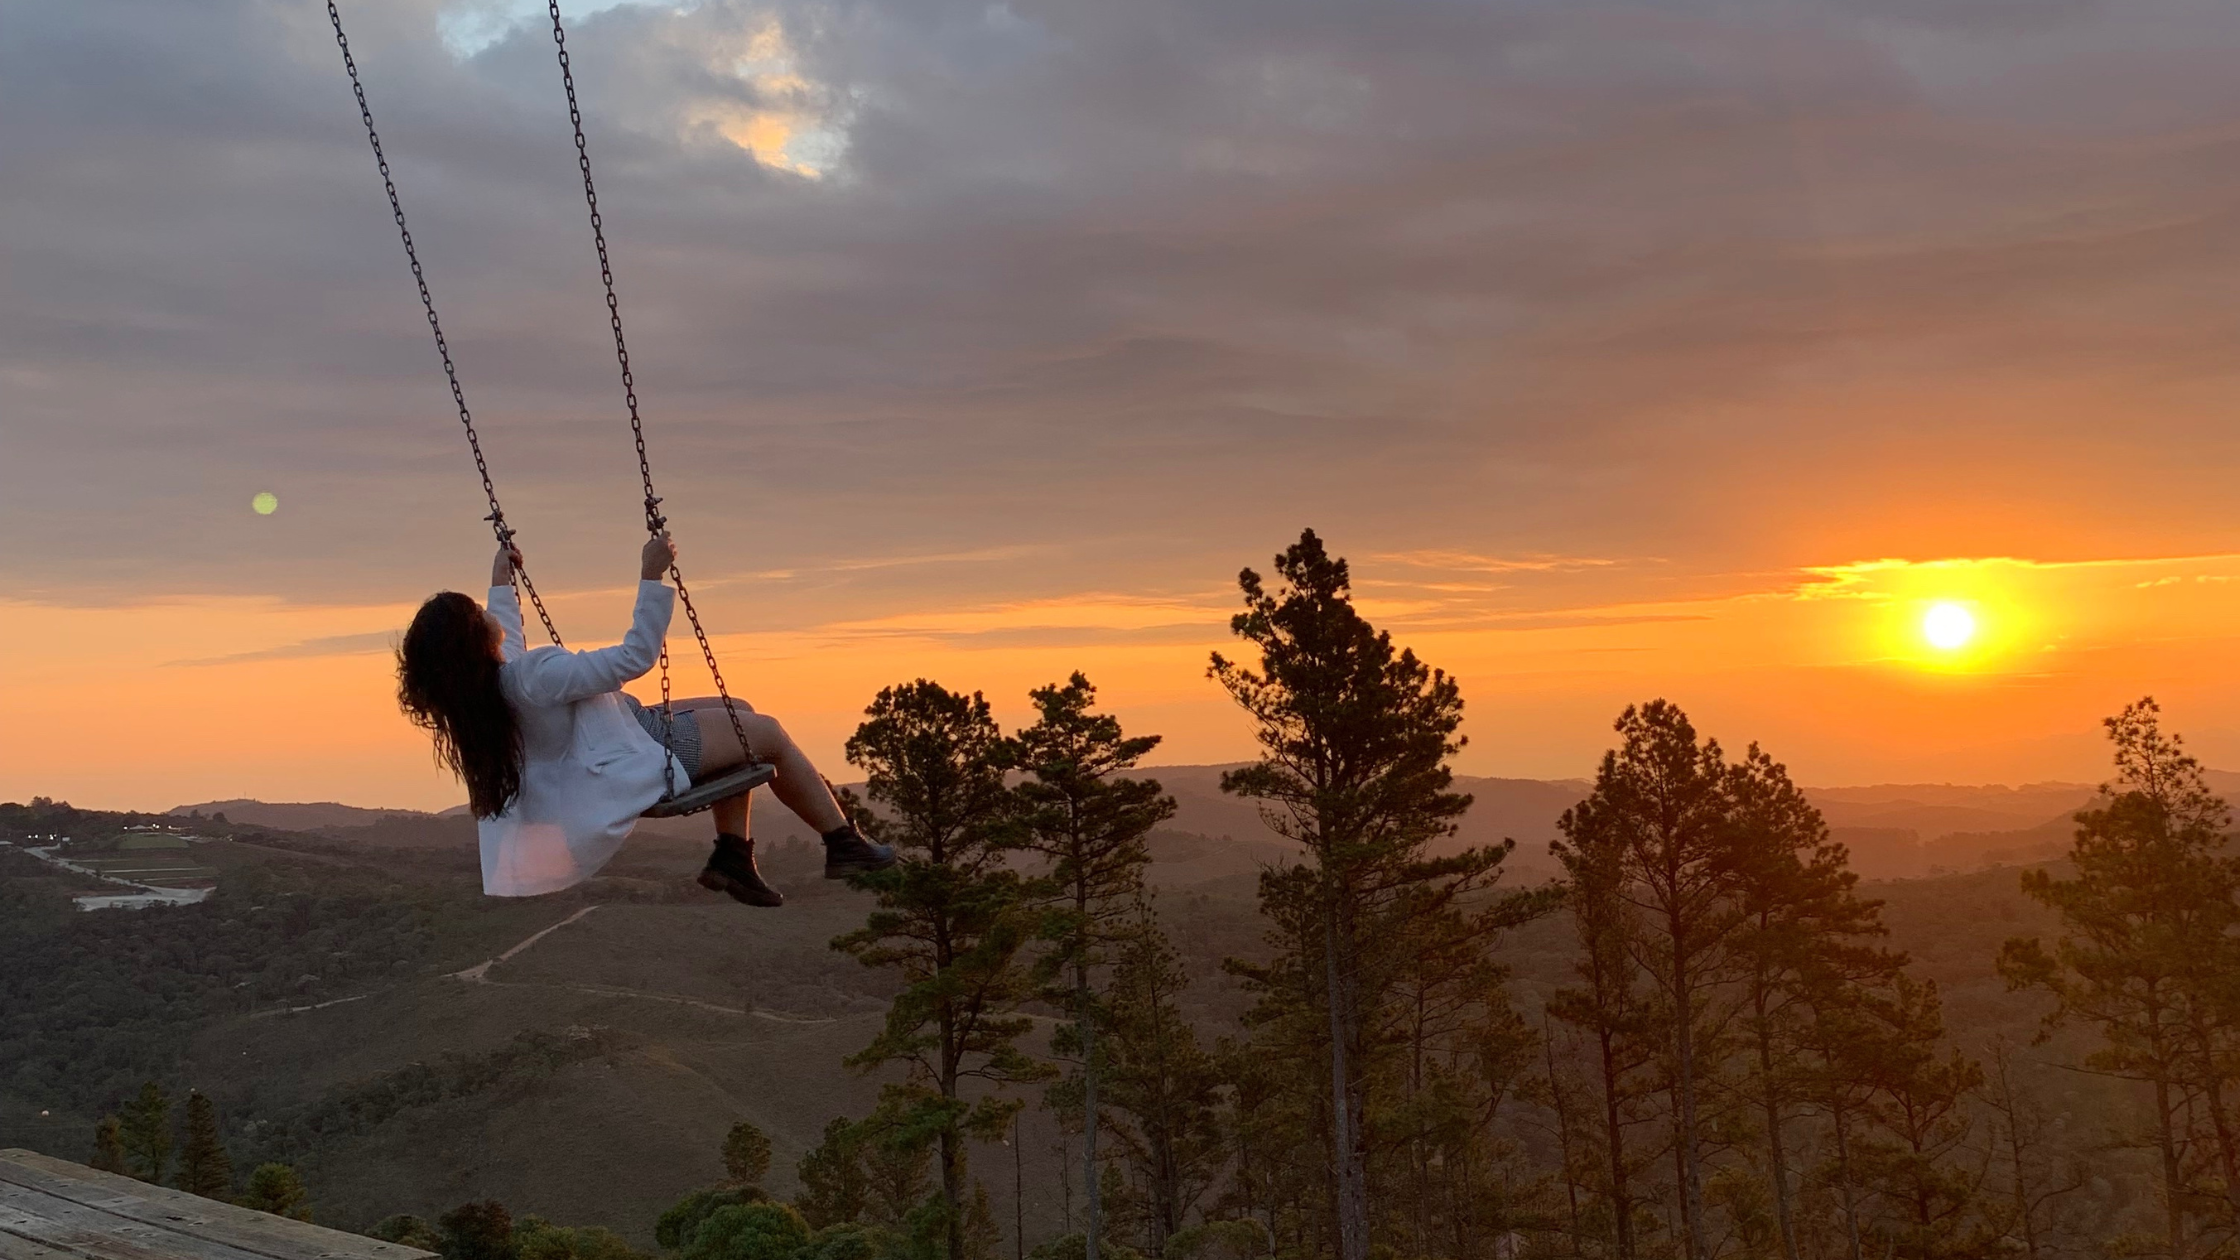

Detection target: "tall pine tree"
[1094, 902, 1225, 1253]
[1552, 701, 1735, 1260]
[2000, 697, 2239, 1260]
[796, 1118, 872, 1228]
[1211, 529, 1520, 1260]
[1014, 673, 1175, 1260]
[117, 1081, 172, 1185]
[1852, 975, 1987, 1260]
[90, 1116, 127, 1175]
[835, 680, 1052, 1260]
[1725, 744, 1897, 1260]
[177, 1089, 233, 1199]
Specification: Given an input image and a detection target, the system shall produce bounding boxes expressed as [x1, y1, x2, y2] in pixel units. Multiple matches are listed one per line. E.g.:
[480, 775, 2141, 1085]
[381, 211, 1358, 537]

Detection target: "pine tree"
[1802, 974, 1888, 1260]
[1552, 701, 1735, 1260]
[91, 1116, 127, 1175]
[1538, 1020, 1598, 1253]
[965, 1181, 1003, 1260]
[862, 1112, 937, 1228]
[1211, 529, 1526, 1260]
[176, 1089, 234, 1199]
[241, 1163, 313, 1222]
[834, 680, 1053, 1260]
[796, 1118, 872, 1228]
[436, 1200, 513, 1260]
[723, 1120, 773, 1188]
[1979, 1038, 2087, 1260]
[1549, 811, 1661, 1260]
[1999, 698, 2239, 1260]
[1015, 673, 1175, 1260]
[1094, 902, 1225, 1254]
[117, 1080, 173, 1184]
[1726, 744, 1897, 1260]
[1210, 1036, 1314, 1255]
[1852, 975, 1988, 1260]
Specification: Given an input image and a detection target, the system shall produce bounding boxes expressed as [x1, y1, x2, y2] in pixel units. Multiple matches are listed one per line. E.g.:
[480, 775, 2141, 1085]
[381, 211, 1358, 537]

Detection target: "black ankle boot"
[698, 834, 784, 907]
[822, 824, 898, 879]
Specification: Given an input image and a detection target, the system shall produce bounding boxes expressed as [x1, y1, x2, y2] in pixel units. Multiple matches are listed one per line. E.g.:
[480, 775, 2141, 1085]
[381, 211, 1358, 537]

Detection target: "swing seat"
[642, 762, 776, 819]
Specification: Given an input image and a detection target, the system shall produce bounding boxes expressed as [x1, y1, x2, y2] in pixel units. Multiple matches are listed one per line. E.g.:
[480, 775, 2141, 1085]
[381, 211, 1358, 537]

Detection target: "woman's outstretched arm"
[508, 534, 678, 706]
[486, 544, 528, 661]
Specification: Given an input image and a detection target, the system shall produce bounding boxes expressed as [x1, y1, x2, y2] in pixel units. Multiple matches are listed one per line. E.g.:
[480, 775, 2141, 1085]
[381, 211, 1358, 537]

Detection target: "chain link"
[546, 0, 755, 782]
[327, 2, 564, 648]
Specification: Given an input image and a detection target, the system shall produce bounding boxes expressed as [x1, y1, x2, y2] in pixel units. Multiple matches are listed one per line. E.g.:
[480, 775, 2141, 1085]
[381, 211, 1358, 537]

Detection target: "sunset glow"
[10, 0, 2240, 816]
[9, 548, 2240, 812]
[1923, 603, 1976, 651]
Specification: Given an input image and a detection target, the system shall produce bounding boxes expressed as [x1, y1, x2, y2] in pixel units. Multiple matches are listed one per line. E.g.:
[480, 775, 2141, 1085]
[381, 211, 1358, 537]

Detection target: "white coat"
[476, 579, 688, 896]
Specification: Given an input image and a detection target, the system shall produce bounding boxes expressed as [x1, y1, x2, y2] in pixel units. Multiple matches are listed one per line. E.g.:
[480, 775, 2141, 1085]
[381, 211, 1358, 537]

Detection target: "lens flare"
[1923, 602, 1975, 651]
[251, 492, 278, 516]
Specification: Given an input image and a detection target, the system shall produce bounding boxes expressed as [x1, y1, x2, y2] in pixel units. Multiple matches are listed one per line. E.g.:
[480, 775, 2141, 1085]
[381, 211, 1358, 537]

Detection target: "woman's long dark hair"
[397, 591, 522, 818]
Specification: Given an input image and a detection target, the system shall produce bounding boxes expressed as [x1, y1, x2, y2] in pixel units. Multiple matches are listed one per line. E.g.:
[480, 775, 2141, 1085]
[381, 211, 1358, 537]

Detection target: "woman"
[396, 532, 892, 906]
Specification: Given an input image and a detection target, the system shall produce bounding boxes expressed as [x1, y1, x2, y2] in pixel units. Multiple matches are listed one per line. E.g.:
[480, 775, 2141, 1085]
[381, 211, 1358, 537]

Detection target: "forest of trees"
[18, 528, 2240, 1260]
[755, 530, 2240, 1260]
[586, 526, 2231, 1255]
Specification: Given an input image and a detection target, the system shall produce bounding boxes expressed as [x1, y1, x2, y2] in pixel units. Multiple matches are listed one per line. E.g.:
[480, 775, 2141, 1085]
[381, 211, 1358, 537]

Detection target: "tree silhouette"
[724, 1121, 774, 1188]
[1853, 975, 1988, 1260]
[242, 1163, 313, 1222]
[2000, 697, 2239, 1260]
[1979, 1037, 2088, 1260]
[90, 1115, 127, 1175]
[1725, 743, 1897, 1260]
[1014, 672, 1174, 1260]
[1547, 826, 1660, 1260]
[1211, 529, 1527, 1260]
[795, 1119, 871, 1229]
[176, 1089, 233, 1199]
[835, 680, 1052, 1260]
[1552, 701, 1734, 1260]
[1090, 902, 1224, 1253]
[437, 1201, 515, 1260]
[117, 1080, 172, 1184]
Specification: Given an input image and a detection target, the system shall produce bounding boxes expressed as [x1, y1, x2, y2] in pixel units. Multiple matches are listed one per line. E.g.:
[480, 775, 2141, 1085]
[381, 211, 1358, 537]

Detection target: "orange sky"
[12, 3, 2240, 812]
[13, 547, 2240, 813]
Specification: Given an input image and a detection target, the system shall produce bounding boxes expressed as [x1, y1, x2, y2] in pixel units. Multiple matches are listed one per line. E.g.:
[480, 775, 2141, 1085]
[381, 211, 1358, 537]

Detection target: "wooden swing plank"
[640, 763, 775, 819]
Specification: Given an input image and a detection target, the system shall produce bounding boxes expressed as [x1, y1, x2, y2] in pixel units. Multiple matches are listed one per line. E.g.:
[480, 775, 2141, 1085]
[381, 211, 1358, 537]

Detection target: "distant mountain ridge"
[177, 764, 2220, 884]
[168, 799, 436, 830]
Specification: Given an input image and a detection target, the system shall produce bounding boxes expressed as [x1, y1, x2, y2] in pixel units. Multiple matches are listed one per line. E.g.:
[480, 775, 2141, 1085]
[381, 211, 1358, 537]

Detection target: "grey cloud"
[7, 0, 2240, 616]
[167, 630, 400, 668]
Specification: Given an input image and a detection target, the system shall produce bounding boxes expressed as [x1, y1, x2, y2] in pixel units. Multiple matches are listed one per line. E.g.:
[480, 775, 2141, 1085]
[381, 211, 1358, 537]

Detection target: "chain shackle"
[328, 2, 564, 648]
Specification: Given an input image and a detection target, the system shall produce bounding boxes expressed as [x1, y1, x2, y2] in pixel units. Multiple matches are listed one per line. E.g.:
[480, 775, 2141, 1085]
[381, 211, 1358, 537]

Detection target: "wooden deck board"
[0, 1229, 84, 1260]
[0, 1181, 264, 1260]
[0, 1154, 431, 1260]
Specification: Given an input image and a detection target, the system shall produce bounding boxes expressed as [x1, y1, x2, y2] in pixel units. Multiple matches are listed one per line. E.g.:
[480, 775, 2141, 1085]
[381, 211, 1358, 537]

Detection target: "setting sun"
[1923, 602, 1976, 651]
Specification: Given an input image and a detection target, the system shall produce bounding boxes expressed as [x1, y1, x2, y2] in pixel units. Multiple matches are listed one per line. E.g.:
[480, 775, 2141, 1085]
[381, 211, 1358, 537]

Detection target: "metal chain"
[327, 1, 564, 648]
[545, 0, 754, 782]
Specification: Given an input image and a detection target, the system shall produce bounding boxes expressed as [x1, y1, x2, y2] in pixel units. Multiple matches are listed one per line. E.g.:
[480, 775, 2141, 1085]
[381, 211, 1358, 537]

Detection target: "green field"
[66, 853, 219, 888]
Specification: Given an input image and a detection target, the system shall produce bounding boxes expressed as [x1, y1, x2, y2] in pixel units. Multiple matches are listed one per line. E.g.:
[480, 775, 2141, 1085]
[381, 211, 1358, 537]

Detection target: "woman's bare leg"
[712, 783, 750, 839]
[676, 699, 847, 835]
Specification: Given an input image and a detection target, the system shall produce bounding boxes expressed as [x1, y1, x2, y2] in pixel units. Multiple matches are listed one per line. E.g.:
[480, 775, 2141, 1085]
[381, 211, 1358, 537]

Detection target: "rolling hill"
[2, 776, 2136, 1250]
[174, 766, 2137, 887]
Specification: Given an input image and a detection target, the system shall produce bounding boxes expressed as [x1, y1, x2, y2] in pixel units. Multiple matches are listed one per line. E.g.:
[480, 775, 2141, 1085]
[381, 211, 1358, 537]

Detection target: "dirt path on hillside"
[448, 904, 839, 1025]
[217, 838, 359, 866]
[249, 993, 374, 1020]
[450, 905, 604, 981]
